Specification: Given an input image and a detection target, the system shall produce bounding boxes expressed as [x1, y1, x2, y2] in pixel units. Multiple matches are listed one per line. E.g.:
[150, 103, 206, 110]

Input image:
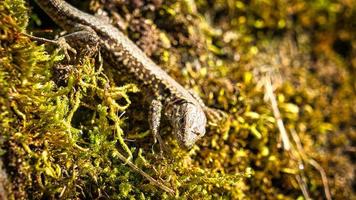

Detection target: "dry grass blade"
[290, 129, 332, 200]
[113, 151, 176, 195]
[263, 74, 332, 200]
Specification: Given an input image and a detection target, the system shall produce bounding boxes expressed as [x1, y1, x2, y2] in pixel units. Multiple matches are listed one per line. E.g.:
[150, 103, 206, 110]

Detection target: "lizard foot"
[204, 107, 229, 127]
[56, 37, 77, 61]
[151, 133, 165, 157]
[22, 32, 77, 60]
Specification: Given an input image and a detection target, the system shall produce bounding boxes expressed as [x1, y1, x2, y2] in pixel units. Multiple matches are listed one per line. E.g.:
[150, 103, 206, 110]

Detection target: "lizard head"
[166, 101, 207, 148]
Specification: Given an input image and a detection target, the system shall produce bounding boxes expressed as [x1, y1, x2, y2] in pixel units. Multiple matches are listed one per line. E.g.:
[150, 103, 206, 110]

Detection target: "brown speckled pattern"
[35, 0, 208, 148]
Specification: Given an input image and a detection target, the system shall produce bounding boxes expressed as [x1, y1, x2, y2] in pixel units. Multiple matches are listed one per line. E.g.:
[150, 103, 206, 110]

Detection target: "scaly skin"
[34, 0, 208, 148]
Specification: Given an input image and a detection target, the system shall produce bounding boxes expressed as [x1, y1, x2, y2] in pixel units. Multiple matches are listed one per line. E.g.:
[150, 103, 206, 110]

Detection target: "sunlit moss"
[1, 0, 355, 199]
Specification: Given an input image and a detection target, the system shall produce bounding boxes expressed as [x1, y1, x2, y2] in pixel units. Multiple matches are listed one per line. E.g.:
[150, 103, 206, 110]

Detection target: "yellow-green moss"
[1, 0, 355, 199]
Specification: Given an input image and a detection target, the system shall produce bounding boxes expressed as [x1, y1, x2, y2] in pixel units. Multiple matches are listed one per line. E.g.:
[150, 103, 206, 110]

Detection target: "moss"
[1, 0, 355, 199]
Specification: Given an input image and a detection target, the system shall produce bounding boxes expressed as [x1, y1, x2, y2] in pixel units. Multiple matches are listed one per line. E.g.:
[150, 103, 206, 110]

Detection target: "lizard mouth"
[178, 140, 195, 149]
[173, 131, 194, 149]
[177, 132, 200, 149]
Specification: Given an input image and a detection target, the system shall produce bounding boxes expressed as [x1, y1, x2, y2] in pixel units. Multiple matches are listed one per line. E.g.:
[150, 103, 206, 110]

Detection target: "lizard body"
[35, 0, 208, 148]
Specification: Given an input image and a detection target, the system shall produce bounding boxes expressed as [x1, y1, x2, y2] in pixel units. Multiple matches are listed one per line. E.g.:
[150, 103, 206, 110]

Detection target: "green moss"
[1, 0, 355, 199]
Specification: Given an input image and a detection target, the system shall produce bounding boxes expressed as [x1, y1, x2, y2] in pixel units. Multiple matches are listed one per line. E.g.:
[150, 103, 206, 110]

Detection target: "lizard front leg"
[61, 25, 101, 60]
[25, 24, 100, 61]
[149, 99, 164, 154]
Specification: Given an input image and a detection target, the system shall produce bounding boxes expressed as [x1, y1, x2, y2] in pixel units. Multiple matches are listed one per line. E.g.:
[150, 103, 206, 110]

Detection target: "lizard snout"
[170, 102, 207, 148]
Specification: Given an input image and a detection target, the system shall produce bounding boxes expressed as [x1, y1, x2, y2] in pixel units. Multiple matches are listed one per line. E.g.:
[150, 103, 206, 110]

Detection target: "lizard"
[34, 0, 224, 150]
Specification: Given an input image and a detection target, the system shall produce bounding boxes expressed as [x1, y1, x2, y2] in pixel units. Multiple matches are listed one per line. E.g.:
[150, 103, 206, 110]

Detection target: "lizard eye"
[193, 131, 199, 136]
[192, 130, 201, 136]
[179, 117, 185, 125]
